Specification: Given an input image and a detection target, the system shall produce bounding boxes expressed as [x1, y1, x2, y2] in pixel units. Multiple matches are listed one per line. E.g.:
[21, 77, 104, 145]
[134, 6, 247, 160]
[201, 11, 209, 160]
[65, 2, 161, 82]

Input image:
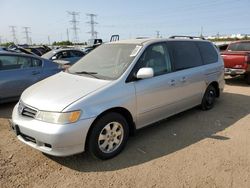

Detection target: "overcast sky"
[0, 0, 250, 44]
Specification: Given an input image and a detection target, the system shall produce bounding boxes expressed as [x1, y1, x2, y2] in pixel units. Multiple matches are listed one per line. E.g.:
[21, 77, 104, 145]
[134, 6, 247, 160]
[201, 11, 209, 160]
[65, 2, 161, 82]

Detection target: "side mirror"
[136, 67, 154, 79]
[51, 56, 57, 60]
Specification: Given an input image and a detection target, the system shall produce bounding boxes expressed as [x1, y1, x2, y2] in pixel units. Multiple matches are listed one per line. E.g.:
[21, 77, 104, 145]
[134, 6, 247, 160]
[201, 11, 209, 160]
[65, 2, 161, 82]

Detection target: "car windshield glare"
[68, 43, 139, 80]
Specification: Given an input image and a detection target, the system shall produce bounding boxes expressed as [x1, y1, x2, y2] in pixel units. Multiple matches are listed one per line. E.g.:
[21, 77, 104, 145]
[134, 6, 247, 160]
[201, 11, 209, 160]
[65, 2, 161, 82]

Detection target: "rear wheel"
[201, 85, 217, 111]
[87, 112, 129, 160]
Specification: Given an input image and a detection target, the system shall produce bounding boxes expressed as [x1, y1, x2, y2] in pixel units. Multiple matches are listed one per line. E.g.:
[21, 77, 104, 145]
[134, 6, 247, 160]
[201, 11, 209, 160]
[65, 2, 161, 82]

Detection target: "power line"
[9, 26, 18, 44]
[86, 13, 98, 39]
[23, 27, 31, 45]
[67, 11, 80, 43]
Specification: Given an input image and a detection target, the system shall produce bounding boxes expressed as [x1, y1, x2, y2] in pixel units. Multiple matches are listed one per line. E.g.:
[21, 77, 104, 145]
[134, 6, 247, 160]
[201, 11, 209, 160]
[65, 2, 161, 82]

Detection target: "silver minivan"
[11, 38, 225, 159]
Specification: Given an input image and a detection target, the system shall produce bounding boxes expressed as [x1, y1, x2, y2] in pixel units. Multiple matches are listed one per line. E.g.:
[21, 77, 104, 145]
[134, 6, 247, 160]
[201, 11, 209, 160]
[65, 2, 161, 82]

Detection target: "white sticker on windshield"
[130, 45, 142, 57]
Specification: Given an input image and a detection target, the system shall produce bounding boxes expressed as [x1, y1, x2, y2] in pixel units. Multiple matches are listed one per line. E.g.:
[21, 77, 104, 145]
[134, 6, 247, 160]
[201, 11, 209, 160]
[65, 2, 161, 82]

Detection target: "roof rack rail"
[110, 35, 119, 42]
[169, 35, 206, 40]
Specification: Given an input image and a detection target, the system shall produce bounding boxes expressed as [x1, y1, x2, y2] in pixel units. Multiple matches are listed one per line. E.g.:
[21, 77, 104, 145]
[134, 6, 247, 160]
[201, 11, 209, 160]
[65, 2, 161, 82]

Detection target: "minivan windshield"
[68, 43, 139, 80]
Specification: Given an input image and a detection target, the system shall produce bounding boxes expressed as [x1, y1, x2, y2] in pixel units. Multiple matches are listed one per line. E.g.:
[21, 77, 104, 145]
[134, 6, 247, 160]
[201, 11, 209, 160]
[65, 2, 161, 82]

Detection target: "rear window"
[197, 42, 218, 64]
[227, 42, 250, 51]
[168, 41, 203, 71]
[71, 50, 84, 57]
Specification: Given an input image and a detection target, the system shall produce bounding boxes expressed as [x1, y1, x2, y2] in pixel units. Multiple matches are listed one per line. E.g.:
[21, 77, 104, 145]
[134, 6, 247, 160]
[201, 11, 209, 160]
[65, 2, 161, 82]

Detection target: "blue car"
[0, 52, 61, 103]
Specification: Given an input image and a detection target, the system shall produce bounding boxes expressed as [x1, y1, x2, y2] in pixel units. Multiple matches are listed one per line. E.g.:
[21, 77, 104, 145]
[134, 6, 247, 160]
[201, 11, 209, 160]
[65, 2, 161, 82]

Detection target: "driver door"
[133, 43, 181, 128]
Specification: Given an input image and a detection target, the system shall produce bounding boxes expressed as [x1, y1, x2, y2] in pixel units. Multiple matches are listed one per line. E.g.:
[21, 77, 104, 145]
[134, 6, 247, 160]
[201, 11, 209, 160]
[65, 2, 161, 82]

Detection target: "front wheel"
[201, 85, 217, 111]
[87, 112, 129, 160]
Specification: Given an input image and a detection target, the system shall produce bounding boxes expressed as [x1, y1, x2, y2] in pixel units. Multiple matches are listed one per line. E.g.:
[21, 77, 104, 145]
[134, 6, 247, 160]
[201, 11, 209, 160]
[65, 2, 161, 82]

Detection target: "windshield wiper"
[74, 71, 99, 79]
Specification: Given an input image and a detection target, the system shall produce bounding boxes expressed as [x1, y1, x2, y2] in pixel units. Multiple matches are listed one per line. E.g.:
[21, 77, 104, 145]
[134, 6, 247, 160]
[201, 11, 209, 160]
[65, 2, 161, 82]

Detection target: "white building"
[207, 33, 250, 39]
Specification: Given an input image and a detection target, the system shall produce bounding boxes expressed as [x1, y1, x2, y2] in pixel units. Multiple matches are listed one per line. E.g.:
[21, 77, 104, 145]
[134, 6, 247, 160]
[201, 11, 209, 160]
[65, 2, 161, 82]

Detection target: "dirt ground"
[0, 76, 249, 188]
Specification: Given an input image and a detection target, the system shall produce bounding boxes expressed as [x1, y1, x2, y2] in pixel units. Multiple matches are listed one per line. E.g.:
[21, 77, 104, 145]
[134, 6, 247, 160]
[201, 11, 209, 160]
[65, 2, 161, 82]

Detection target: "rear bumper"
[224, 68, 246, 76]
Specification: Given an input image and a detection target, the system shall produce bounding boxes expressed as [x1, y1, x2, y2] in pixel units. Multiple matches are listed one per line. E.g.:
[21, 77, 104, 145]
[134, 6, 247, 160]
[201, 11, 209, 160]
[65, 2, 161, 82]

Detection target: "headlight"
[35, 110, 81, 124]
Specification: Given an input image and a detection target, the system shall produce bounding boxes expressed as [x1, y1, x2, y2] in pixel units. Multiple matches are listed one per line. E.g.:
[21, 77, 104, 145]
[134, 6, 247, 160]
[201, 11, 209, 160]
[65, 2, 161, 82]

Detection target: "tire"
[87, 112, 129, 160]
[245, 74, 250, 85]
[201, 85, 217, 111]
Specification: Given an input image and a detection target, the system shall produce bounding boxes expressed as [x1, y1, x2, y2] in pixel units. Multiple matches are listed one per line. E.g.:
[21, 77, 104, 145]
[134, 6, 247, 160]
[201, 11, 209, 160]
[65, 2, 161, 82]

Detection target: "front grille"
[22, 107, 37, 118]
[18, 101, 37, 118]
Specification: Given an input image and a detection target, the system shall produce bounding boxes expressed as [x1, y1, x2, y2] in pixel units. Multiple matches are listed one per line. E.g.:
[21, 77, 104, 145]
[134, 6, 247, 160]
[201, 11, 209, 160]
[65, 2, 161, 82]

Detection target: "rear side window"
[168, 41, 203, 71]
[32, 58, 42, 67]
[197, 42, 218, 64]
[18, 56, 32, 68]
[227, 42, 250, 51]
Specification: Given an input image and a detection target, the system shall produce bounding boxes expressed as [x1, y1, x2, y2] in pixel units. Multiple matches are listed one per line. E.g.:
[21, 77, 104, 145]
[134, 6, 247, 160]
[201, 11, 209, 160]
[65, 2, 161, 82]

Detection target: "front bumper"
[11, 104, 95, 156]
[224, 68, 246, 76]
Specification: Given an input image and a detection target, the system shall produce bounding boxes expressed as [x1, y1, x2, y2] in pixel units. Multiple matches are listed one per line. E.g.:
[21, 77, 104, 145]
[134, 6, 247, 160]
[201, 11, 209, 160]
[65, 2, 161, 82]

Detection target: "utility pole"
[67, 28, 70, 41]
[156, 31, 160, 38]
[217, 32, 220, 39]
[48, 36, 51, 45]
[67, 11, 80, 44]
[23, 27, 31, 44]
[0, 36, 2, 44]
[9, 26, 18, 44]
[200, 26, 204, 37]
[86, 13, 98, 39]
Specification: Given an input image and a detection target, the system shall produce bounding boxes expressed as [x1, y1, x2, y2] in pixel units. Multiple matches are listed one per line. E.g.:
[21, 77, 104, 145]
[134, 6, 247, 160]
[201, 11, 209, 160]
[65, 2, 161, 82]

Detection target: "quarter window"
[168, 41, 203, 71]
[197, 42, 218, 64]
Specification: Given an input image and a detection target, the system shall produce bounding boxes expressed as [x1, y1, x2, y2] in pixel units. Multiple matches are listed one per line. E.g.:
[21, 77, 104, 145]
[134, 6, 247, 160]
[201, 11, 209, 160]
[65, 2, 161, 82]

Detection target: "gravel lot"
[0, 76, 250, 188]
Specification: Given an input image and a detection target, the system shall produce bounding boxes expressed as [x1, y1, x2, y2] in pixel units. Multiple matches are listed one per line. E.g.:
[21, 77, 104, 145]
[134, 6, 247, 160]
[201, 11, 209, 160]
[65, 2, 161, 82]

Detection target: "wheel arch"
[208, 81, 220, 97]
[85, 107, 136, 151]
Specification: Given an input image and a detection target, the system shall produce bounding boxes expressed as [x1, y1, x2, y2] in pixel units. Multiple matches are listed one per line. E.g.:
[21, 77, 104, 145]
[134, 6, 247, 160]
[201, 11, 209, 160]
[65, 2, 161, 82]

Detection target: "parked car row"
[9, 37, 225, 159]
[8, 44, 51, 56]
[0, 51, 62, 103]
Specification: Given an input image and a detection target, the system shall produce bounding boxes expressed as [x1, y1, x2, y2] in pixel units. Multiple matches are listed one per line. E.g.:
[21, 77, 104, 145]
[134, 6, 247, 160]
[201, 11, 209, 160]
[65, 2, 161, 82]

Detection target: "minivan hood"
[21, 72, 111, 111]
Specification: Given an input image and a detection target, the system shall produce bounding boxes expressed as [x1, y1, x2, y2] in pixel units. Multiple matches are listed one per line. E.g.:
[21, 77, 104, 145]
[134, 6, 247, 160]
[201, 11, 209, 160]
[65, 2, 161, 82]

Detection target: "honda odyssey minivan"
[11, 37, 224, 159]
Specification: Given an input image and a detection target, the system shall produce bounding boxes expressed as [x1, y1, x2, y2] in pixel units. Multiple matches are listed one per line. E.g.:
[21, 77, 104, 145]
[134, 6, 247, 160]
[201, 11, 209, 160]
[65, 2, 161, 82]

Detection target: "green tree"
[52, 41, 73, 46]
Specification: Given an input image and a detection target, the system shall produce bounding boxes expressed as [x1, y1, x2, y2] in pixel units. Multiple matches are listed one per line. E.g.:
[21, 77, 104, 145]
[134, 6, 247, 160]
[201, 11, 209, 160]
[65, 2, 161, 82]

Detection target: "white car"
[11, 37, 225, 159]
